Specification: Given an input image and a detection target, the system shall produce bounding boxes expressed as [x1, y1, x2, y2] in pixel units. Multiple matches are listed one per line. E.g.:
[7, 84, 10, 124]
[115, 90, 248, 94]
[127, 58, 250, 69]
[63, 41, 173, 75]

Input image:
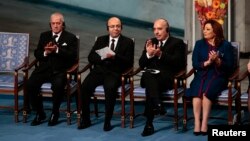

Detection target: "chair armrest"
[182, 68, 195, 79]
[228, 68, 239, 81]
[78, 63, 92, 74]
[15, 57, 29, 71]
[77, 63, 92, 84]
[122, 67, 134, 76]
[130, 67, 142, 76]
[174, 69, 186, 78]
[236, 69, 249, 82]
[23, 59, 38, 72]
[67, 63, 79, 74]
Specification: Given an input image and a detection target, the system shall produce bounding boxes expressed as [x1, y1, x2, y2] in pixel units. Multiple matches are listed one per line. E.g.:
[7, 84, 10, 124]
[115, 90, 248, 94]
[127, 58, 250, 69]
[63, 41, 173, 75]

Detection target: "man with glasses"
[78, 17, 134, 131]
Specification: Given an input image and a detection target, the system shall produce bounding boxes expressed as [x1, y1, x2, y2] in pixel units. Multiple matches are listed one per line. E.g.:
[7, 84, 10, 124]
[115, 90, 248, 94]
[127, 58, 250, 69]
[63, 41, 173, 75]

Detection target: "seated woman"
[186, 19, 234, 135]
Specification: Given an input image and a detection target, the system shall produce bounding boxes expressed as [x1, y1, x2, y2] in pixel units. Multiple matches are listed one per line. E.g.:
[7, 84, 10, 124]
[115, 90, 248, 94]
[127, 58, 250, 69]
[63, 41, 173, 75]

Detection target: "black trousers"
[27, 70, 67, 114]
[141, 72, 172, 123]
[80, 70, 120, 122]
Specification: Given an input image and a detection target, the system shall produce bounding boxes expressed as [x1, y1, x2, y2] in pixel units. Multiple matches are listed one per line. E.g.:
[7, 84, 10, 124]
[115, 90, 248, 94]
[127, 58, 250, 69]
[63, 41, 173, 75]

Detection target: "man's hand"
[44, 42, 57, 55]
[146, 39, 159, 57]
[154, 47, 162, 57]
[106, 53, 115, 59]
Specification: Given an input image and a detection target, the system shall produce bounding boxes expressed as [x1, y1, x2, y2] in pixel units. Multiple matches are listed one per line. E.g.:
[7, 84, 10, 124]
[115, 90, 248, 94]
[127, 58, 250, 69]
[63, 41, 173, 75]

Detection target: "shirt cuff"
[146, 52, 154, 59]
[55, 47, 59, 53]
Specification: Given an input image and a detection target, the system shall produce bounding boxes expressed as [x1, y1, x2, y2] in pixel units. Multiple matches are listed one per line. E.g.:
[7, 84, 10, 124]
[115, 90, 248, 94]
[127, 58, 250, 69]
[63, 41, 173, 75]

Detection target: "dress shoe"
[200, 131, 208, 136]
[78, 119, 91, 129]
[193, 132, 201, 136]
[31, 112, 46, 126]
[153, 105, 165, 115]
[141, 123, 154, 137]
[159, 105, 166, 115]
[48, 112, 59, 126]
[103, 121, 112, 131]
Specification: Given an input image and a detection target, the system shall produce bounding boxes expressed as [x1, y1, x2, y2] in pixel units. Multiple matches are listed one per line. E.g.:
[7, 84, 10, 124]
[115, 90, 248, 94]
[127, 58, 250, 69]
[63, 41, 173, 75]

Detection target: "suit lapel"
[57, 31, 65, 45]
[115, 35, 123, 52]
[162, 37, 171, 51]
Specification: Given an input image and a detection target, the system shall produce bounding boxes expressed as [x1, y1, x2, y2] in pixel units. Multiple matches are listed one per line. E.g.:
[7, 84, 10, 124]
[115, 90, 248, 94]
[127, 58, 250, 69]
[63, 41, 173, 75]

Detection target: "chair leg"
[67, 112, 71, 125]
[182, 97, 187, 131]
[121, 94, 125, 128]
[93, 97, 98, 117]
[67, 92, 71, 125]
[77, 90, 81, 127]
[174, 102, 178, 130]
[14, 92, 19, 122]
[129, 94, 134, 128]
[23, 110, 28, 123]
[15, 110, 18, 123]
[228, 102, 233, 125]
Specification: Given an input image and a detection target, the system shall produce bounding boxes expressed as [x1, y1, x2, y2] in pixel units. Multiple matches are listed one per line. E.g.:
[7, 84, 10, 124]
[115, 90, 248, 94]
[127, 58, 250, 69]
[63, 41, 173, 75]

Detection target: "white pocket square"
[62, 43, 67, 46]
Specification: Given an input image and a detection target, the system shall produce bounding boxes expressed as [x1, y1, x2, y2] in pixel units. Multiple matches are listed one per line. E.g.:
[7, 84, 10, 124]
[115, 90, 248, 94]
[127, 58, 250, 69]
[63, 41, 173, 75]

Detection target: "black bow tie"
[52, 35, 58, 44]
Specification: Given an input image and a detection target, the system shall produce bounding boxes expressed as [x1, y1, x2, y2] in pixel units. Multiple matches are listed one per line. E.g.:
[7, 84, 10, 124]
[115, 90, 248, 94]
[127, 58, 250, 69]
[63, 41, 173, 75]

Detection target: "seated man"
[27, 12, 78, 126]
[78, 17, 134, 131]
[139, 18, 186, 136]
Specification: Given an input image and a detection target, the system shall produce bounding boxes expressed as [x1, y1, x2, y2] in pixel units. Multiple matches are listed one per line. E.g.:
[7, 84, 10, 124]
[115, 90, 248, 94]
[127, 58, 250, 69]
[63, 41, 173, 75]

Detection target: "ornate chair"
[23, 36, 80, 125]
[182, 42, 240, 130]
[128, 41, 188, 130]
[77, 37, 134, 128]
[0, 32, 29, 122]
[235, 67, 250, 124]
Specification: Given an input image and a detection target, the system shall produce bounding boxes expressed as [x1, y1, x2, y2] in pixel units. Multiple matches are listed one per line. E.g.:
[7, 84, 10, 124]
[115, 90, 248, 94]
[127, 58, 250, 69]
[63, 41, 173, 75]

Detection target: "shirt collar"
[109, 35, 120, 42]
[161, 36, 169, 46]
[53, 31, 62, 37]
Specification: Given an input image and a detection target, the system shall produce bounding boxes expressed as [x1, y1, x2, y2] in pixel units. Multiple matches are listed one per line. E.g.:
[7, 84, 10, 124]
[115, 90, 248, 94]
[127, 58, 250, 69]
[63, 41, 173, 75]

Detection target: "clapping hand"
[204, 50, 220, 67]
[247, 61, 250, 73]
[209, 50, 219, 61]
[146, 39, 162, 57]
[45, 42, 57, 54]
[106, 53, 115, 59]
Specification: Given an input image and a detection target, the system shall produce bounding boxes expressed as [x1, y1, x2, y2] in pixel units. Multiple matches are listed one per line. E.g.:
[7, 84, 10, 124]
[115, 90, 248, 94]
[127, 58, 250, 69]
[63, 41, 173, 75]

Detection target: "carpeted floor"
[2, 95, 249, 141]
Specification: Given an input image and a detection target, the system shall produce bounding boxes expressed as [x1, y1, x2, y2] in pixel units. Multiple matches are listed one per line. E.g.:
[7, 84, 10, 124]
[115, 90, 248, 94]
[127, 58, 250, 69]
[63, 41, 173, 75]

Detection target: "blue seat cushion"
[94, 84, 130, 96]
[0, 74, 24, 89]
[240, 92, 248, 103]
[40, 80, 77, 93]
[217, 88, 237, 100]
[133, 86, 184, 98]
[184, 88, 238, 101]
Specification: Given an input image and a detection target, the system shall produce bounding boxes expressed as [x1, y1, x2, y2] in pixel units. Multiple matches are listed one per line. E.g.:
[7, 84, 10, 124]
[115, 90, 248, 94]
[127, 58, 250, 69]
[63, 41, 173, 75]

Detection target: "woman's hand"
[209, 50, 219, 61]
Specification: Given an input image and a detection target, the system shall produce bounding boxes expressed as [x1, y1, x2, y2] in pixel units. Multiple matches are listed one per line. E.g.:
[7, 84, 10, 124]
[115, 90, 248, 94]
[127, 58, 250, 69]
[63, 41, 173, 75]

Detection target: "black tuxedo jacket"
[33, 30, 78, 74]
[88, 34, 134, 74]
[139, 36, 186, 87]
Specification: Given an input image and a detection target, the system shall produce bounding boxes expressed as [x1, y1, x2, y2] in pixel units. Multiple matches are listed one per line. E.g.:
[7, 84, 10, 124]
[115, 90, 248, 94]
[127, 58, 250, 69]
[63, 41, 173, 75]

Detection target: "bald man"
[139, 18, 186, 136]
[78, 17, 134, 131]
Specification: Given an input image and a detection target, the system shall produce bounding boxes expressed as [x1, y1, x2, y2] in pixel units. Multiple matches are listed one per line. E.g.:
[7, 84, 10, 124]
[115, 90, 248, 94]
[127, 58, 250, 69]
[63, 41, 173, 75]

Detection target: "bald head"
[153, 18, 169, 41]
[107, 17, 122, 38]
[154, 18, 169, 32]
[107, 17, 121, 26]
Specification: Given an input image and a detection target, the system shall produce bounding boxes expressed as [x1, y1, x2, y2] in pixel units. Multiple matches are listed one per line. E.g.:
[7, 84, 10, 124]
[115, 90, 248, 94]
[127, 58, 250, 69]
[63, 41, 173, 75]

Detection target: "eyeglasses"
[108, 25, 121, 29]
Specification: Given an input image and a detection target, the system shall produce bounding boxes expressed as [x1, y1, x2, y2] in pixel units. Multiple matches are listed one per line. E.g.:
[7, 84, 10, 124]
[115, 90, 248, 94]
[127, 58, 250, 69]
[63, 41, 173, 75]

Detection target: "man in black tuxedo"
[27, 12, 78, 126]
[139, 18, 186, 136]
[78, 17, 134, 131]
